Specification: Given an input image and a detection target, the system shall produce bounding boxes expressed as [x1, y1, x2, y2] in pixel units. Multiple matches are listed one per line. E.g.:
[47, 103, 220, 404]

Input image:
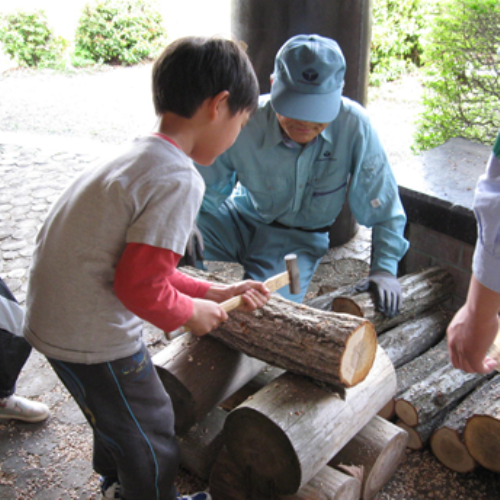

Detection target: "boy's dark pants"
[0, 277, 31, 399]
[48, 343, 179, 500]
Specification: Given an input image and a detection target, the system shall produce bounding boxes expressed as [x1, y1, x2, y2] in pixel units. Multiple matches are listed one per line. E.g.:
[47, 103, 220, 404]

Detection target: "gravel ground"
[1, 64, 499, 499]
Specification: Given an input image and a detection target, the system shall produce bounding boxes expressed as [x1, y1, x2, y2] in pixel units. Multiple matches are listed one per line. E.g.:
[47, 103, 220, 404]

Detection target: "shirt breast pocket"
[239, 170, 291, 214]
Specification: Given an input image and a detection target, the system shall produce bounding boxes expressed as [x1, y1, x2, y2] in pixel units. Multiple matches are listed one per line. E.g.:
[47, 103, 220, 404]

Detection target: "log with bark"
[222, 346, 396, 496]
[307, 267, 454, 334]
[153, 332, 266, 434]
[378, 308, 449, 369]
[396, 410, 449, 451]
[177, 407, 227, 480]
[329, 415, 408, 500]
[180, 267, 377, 389]
[209, 446, 361, 500]
[462, 374, 500, 472]
[220, 365, 285, 411]
[377, 338, 450, 421]
[429, 376, 500, 473]
[395, 361, 487, 428]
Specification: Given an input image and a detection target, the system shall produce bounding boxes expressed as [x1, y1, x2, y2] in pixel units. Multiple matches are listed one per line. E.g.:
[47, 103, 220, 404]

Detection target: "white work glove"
[354, 271, 402, 318]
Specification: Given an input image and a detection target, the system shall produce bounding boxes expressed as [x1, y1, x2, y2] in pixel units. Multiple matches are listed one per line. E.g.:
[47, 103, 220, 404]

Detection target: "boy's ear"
[207, 90, 230, 120]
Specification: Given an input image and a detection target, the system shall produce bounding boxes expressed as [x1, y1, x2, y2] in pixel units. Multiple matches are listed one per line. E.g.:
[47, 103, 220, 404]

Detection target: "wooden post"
[223, 346, 396, 496]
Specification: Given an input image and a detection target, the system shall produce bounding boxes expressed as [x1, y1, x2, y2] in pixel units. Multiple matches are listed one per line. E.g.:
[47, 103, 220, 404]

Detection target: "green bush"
[370, 0, 434, 85]
[0, 10, 68, 68]
[74, 0, 166, 66]
[414, 0, 500, 151]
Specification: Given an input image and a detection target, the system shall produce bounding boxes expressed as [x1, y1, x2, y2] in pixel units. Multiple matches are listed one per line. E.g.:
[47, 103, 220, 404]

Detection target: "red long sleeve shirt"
[114, 242, 212, 332]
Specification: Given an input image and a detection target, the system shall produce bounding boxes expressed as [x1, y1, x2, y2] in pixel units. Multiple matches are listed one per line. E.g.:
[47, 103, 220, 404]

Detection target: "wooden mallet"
[166, 253, 300, 340]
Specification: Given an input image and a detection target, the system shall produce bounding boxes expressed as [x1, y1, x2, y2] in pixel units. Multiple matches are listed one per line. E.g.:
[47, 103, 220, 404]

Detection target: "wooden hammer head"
[285, 253, 301, 295]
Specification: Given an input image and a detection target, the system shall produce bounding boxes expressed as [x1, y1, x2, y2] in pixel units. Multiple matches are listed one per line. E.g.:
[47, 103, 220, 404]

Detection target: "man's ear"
[207, 90, 230, 120]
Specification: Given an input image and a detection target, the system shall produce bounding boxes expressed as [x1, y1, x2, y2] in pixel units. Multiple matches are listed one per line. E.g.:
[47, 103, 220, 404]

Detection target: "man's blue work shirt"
[197, 95, 409, 275]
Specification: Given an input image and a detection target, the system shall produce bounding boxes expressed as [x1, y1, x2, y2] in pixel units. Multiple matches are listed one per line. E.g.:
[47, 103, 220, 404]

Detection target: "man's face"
[276, 114, 329, 145]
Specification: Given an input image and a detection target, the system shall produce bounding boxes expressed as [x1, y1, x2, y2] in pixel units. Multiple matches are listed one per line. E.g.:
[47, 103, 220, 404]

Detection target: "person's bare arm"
[447, 275, 500, 373]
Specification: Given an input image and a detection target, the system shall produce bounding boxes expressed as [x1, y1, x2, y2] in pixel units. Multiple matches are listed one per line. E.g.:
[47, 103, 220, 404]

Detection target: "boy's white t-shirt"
[24, 136, 205, 364]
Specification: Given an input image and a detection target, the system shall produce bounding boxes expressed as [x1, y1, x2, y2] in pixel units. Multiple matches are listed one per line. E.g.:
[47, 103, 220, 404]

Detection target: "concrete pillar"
[232, 0, 373, 246]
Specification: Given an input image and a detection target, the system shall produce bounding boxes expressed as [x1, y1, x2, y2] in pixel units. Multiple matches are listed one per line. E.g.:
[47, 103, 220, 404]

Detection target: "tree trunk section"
[153, 332, 266, 434]
[330, 267, 454, 333]
[396, 410, 449, 451]
[177, 407, 226, 480]
[395, 338, 450, 397]
[395, 361, 487, 427]
[223, 346, 396, 495]
[429, 376, 500, 473]
[180, 266, 377, 389]
[329, 415, 408, 500]
[463, 374, 500, 472]
[211, 294, 377, 389]
[378, 309, 449, 368]
[209, 446, 361, 500]
[220, 365, 285, 411]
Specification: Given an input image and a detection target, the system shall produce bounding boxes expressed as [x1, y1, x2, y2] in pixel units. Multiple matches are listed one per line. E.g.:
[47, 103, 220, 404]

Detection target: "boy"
[24, 37, 268, 500]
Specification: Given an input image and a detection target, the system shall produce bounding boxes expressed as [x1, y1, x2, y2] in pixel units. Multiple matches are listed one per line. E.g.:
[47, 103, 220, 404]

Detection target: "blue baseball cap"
[271, 34, 346, 123]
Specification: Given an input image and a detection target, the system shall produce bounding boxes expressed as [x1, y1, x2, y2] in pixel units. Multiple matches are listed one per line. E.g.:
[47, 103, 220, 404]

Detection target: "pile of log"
[152, 266, 500, 498]
[311, 266, 500, 477]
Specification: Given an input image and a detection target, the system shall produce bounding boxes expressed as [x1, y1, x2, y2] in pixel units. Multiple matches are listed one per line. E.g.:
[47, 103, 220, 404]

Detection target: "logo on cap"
[302, 68, 319, 82]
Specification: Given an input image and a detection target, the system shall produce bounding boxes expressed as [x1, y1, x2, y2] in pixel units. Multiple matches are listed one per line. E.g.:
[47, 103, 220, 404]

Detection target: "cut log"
[305, 283, 358, 311]
[429, 377, 500, 473]
[330, 267, 454, 333]
[378, 309, 449, 368]
[463, 374, 500, 472]
[223, 346, 396, 496]
[153, 332, 266, 434]
[396, 409, 449, 451]
[378, 399, 395, 420]
[329, 415, 408, 500]
[177, 407, 226, 480]
[395, 338, 450, 397]
[209, 446, 361, 500]
[181, 266, 377, 389]
[395, 361, 487, 427]
[220, 365, 285, 411]
[378, 339, 450, 422]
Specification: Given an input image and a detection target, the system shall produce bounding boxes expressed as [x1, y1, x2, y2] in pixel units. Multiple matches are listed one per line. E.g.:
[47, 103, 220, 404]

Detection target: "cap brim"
[271, 78, 342, 123]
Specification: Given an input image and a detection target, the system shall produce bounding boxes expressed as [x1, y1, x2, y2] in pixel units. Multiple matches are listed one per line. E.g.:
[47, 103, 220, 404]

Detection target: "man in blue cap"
[193, 34, 409, 317]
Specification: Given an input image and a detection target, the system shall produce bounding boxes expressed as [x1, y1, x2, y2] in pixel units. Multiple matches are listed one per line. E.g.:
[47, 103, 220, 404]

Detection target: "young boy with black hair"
[23, 36, 268, 500]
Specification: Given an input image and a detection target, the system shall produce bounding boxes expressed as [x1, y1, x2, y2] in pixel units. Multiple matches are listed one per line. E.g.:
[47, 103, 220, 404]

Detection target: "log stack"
[153, 266, 500, 498]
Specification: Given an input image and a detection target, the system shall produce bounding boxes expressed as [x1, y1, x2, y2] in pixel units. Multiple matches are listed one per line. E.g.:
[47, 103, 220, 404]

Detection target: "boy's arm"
[114, 243, 212, 332]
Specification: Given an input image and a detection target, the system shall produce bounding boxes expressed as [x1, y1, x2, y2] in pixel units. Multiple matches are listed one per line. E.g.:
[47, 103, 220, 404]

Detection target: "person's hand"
[205, 280, 271, 313]
[180, 223, 204, 267]
[447, 304, 498, 374]
[226, 280, 271, 313]
[184, 298, 228, 337]
[355, 270, 402, 318]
